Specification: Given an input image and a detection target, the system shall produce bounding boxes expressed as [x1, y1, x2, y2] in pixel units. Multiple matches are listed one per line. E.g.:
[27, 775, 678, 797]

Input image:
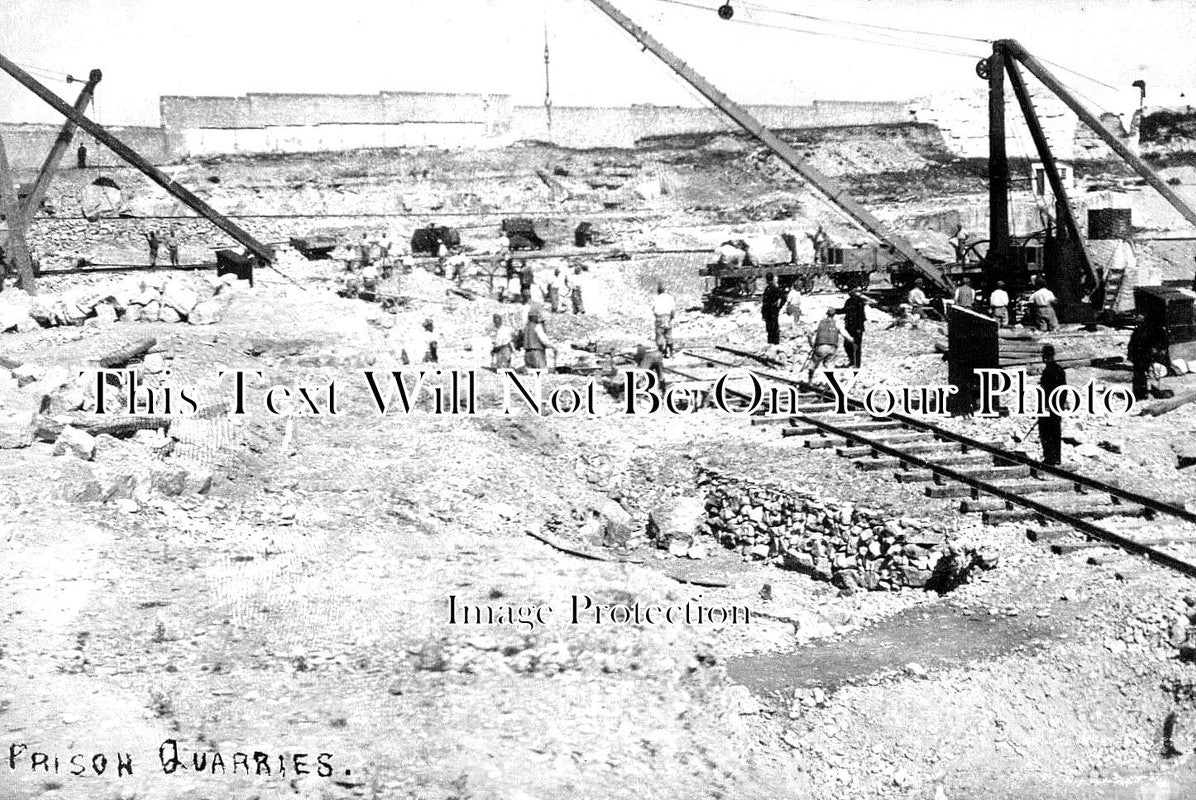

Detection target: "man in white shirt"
[905, 278, 929, 320]
[988, 280, 1010, 327]
[651, 283, 677, 357]
[570, 265, 587, 314]
[1030, 276, 1058, 331]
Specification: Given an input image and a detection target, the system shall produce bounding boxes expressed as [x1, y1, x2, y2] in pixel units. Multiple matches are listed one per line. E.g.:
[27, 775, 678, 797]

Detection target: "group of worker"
[144, 229, 181, 267]
[490, 308, 560, 371]
[500, 260, 588, 314]
[904, 275, 1060, 331]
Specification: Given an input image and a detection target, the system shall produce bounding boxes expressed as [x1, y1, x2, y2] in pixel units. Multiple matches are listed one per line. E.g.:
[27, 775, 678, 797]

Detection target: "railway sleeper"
[778, 419, 904, 435]
[836, 441, 962, 459]
[939, 465, 1032, 482]
[927, 478, 1074, 499]
[981, 503, 1151, 524]
[851, 452, 992, 472]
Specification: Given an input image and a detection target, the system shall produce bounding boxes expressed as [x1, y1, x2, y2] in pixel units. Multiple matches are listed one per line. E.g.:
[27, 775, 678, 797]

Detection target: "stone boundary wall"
[0, 123, 170, 170]
[156, 91, 911, 156]
[698, 466, 992, 594]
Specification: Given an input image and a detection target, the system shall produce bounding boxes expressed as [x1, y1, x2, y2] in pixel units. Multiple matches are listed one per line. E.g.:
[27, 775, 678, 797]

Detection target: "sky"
[0, 0, 1192, 126]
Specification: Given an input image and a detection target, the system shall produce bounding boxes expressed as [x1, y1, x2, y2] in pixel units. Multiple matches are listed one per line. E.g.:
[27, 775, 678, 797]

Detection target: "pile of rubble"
[0, 272, 249, 333]
[0, 355, 216, 504]
[698, 467, 995, 593]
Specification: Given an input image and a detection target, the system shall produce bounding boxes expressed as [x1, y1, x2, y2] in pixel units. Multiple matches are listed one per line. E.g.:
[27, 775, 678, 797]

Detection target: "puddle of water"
[726, 603, 1049, 700]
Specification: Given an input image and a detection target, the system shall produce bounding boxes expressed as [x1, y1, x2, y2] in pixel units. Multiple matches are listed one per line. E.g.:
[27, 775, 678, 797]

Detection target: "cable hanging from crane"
[647, 0, 984, 59]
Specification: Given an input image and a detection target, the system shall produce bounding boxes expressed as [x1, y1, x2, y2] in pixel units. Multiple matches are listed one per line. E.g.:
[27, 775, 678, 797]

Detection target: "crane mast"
[582, 0, 955, 293]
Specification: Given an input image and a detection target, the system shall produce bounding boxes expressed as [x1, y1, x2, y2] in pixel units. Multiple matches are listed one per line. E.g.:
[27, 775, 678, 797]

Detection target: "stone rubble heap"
[0, 272, 250, 333]
[698, 467, 996, 593]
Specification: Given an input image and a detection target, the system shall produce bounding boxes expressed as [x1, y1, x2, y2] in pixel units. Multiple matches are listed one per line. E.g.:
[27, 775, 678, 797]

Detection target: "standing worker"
[1030, 276, 1059, 331]
[145, 229, 160, 267]
[807, 308, 854, 383]
[76, 143, 87, 170]
[570, 264, 587, 314]
[652, 283, 677, 358]
[519, 261, 535, 305]
[761, 273, 785, 346]
[491, 314, 515, 370]
[809, 225, 830, 265]
[165, 229, 180, 267]
[784, 281, 803, 330]
[953, 276, 975, 309]
[547, 267, 565, 313]
[522, 309, 558, 371]
[989, 280, 1010, 327]
[1037, 344, 1067, 465]
[838, 288, 869, 368]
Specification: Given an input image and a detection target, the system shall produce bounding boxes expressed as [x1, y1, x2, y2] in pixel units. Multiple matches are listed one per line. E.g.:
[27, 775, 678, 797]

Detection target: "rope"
[647, 0, 984, 58]
[737, 0, 992, 44]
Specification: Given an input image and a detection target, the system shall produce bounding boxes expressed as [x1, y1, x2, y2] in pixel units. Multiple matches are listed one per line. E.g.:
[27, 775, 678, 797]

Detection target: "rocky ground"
[2, 128, 1196, 800]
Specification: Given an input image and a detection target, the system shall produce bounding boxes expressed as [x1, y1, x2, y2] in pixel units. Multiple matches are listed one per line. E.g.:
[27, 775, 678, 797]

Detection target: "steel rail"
[683, 349, 1196, 527]
[790, 411, 1196, 579]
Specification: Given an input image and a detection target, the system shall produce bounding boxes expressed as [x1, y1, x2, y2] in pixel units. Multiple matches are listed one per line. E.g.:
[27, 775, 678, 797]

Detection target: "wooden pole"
[0, 135, 36, 293]
[21, 69, 101, 222]
[1006, 39, 1196, 230]
[582, 0, 954, 294]
[987, 43, 1011, 278]
[0, 52, 273, 263]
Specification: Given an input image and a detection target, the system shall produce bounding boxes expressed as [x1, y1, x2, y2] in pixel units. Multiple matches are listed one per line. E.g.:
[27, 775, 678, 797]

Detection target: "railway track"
[670, 347, 1196, 579]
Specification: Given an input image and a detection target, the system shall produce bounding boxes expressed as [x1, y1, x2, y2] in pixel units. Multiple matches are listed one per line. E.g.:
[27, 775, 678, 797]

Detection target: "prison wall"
[156, 91, 913, 158]
[0, 123, 170, 170]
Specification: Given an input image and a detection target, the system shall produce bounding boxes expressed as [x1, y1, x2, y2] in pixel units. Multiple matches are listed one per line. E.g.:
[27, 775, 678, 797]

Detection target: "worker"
[906, 278, 929, 319]
[522, 308, 558, 371]
[165, 229, 180, 268]
[635, 341, 667, 393]
[448, 253, 469, 284]
[361, 261, 380, 293]
[948, 225, 971, 265]
[358, 233, 373, 268]
[519, 261, 535, 304]
[761, 273, 785, 346]
[1030, 276, 1059, 332]
[1037, 344, 1067, 465]
[378, 232, 392, 262]
[838, 288, 869, 368]
[498, 231, 511, 253]
[953, 276, 975, 309]
[340, 243, 357, 273]
[548, 267, 568, 313]
[436, 239, 449, 277]
[784, 281, 803, 329]
[1128, 317, 1171, 400]
[76, 143, 87, 170]
[652, 283, 677, 358]
[571, 265, 587, 314]
[807, 308, 854, 382]
[145, 230, 160, 267]
[809, 224, 830, 265]
[989, 280, 1010, 327]
[491, 313, 515, 370]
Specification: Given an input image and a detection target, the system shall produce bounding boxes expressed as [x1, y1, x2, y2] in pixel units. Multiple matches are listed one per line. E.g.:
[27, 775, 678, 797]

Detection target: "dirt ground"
[4, 127, 1196, 800]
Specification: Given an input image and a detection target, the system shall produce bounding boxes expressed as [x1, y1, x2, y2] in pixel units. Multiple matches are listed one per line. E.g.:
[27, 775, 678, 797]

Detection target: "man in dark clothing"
[1038, 344, 1067, 466]
[519, 261, 534, 304]
[838, 288, 868, 368]
[761, 273, 785, 346]
[77, 144, 87, 170]
[1127, 323, 1153, 401]
[145, 230, 160, 267]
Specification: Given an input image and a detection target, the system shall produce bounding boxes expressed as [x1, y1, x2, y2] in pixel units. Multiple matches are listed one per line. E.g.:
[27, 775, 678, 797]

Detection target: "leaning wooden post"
[0, 134, 36, 294]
